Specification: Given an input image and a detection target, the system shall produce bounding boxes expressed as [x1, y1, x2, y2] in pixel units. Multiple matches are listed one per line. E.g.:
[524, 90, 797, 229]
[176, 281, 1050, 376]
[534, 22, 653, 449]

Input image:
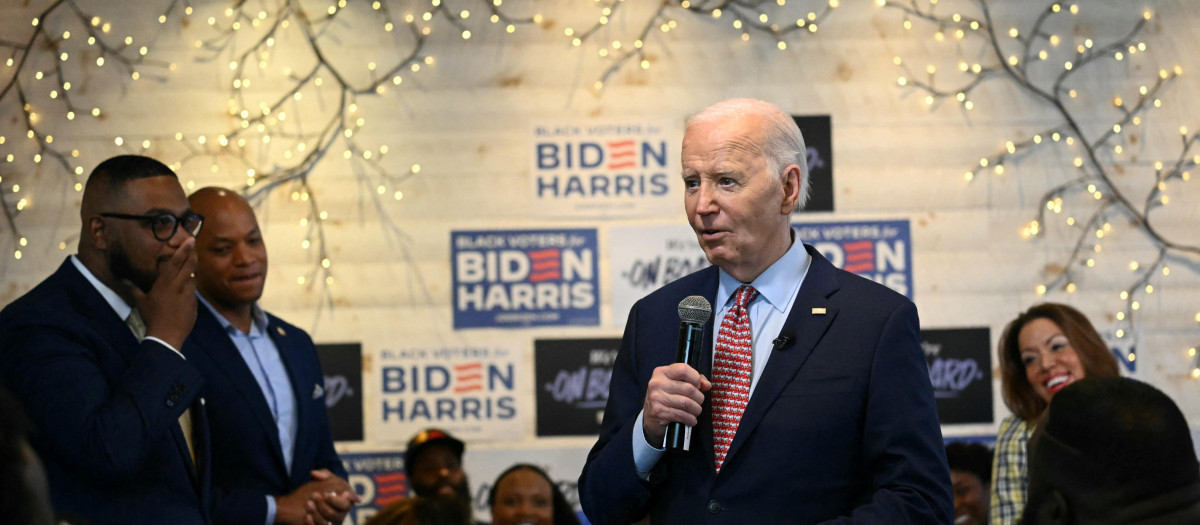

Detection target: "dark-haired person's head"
[488, 464, 580, 525]
[945, 442, 992, 525]
[0, 386, 55, 525]
[997, 303, 1120, 422]
[405, 429, 470, 504]
[1023, 376, 1200, 524]
[77, 155, 200, 301]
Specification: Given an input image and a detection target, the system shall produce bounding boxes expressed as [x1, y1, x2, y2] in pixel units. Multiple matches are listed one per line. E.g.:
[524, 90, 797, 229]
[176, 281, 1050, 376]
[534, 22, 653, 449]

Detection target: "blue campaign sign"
[793, 219, 914, 299]
[340, 451, 408, 525]
[451, 229, 600, 329]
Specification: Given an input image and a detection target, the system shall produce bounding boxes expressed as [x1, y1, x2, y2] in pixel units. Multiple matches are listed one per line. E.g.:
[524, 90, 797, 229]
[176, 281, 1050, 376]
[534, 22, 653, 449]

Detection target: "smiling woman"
[989, 303, 1120, 525]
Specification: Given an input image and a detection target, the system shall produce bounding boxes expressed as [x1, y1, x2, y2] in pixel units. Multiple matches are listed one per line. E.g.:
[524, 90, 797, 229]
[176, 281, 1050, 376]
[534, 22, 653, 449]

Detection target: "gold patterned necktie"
[711, 285, 758, 472]
[126, 309, 196, 466]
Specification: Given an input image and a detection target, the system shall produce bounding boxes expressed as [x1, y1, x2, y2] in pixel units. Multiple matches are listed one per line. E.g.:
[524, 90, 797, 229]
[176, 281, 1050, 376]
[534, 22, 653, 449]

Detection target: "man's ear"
[780, 164, 801, 215]
[87, 217, 109, 250]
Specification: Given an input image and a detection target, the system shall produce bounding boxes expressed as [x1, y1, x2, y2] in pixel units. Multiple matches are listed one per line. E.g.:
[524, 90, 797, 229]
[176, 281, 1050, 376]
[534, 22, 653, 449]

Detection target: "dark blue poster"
[315, 342, 364, 442]
[452, 229, 599, 329]
[922, 327, 993, 425]
[535, 338, 620, 436]
[792, 115, 834, 213]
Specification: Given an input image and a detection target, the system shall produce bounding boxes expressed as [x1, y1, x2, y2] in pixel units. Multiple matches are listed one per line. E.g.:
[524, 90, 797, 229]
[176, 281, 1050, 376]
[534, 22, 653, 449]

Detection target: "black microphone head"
[677, 296, 712, 324]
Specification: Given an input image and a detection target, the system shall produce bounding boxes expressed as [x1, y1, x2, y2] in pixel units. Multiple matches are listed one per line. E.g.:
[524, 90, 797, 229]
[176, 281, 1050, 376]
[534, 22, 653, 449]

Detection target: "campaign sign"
[608, 224, 710, 327]
[535, 338, 621, 436]
[452, 229, 599, 329]
[341, 451, 407, 525]
[794, 220, 913, 299]
[922, 327, 993, 425]
[315, 343, 364, 442]
[791, 115, 834, 213]
[374, 346, 524, 442]
[532, 119, 677, 217]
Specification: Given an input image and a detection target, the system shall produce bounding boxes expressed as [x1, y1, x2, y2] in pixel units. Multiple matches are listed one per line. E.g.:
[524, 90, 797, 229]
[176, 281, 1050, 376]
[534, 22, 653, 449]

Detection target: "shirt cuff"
[632, 410, 666, 480]
[266, 495, 277, 525]
[144, 336, 186, 359]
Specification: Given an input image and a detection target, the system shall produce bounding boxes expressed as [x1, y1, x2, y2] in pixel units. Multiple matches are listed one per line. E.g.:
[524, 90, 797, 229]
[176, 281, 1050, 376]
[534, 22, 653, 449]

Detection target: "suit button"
[166, 399, 176, 407]
[707, 500, 722, 514]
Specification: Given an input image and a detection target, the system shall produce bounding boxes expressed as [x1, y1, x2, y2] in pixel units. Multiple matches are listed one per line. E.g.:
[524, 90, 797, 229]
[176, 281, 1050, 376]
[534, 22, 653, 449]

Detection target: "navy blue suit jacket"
[579, 245, 953, 524]
[184, 304, 347, 525]
[0, 258, 210, 525]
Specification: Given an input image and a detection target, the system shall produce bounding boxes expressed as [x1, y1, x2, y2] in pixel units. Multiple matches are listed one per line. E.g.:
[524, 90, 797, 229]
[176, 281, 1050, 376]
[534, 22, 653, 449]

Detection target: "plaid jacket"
[989, 415, 1033, 525]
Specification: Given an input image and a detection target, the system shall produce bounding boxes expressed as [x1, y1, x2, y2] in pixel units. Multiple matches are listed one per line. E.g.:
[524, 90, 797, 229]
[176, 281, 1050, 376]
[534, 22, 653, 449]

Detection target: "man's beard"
[108, 242, 156, 294]
[414, 477, 471, 503]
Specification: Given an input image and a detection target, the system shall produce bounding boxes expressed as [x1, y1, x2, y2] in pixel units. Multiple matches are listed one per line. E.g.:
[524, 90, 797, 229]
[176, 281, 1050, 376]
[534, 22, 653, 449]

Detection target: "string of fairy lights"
[1, 0, 541, 325]
[565, 0, 839, 92]
[170, 0, 539, 320]
[882, 0, 1200, 377]
[2, 1, 1197, 373]
[1, 0, 175, 257]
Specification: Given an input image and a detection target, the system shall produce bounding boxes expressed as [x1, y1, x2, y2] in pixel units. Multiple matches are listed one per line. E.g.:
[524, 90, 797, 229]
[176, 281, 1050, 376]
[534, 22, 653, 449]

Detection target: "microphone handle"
[665, 321, 705, 451]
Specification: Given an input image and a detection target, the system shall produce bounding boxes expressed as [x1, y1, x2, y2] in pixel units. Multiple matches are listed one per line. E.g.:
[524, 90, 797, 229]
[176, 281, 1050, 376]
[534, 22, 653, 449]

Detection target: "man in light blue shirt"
[185, 187, 358, 525]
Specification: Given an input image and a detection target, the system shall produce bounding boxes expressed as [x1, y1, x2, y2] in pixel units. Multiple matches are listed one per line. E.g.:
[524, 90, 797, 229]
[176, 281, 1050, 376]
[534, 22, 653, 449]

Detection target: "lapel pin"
[812, 307, 827, 315]
[276, 326, 286, 337]
[312, 384, 324, 399]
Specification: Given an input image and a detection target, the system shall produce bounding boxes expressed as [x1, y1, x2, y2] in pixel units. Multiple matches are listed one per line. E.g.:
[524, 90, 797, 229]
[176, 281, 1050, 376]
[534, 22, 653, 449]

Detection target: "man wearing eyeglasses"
[184, 187, 358, 525]
[0, 155, 211, 524]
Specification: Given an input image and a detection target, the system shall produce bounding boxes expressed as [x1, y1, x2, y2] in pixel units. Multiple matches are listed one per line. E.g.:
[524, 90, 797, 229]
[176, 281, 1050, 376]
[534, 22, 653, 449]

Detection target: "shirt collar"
[70, 255, 133, 321]
[717, 228, 812, 313]
[196, 292, 268, 335]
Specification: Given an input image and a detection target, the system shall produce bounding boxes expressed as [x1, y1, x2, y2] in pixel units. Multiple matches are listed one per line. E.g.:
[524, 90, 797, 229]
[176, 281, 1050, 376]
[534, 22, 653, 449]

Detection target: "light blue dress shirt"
[632, 231, 812, 476]
[197, 294, 297, 525]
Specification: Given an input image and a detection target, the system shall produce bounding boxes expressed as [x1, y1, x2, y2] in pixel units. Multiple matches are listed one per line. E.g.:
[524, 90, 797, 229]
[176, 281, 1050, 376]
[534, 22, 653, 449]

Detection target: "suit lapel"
[57, 260, 143, 367]
[191, 307, 289, 473]
[720, 246, 840, 470]
[689, 267, 720, 473]
[266, 316, 310, 481]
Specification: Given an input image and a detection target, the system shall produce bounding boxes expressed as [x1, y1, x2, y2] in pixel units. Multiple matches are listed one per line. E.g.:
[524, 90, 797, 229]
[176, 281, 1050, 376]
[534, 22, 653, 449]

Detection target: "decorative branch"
[0, 0, 173, 259]
[884, 0, 1200, 373]
[566, 0, 841, 92]
[168, 0, 539, 322]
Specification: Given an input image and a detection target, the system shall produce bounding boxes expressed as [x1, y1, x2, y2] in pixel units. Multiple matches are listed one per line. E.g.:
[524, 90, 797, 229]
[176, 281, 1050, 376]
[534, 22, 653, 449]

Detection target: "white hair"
[685, 98, 811, 210]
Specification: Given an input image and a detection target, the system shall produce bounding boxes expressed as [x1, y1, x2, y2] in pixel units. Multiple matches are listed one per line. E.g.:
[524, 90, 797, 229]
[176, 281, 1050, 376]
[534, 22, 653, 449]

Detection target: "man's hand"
[128, 236, 197, 350]
[642, 363, 711, 445]
[274, 469, 358, 525]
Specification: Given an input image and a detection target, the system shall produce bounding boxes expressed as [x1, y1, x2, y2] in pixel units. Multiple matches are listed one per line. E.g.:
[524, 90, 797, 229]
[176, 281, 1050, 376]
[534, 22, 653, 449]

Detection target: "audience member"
[0, 385, 56, 525]
[370, 429, 476, 525]
[0, 155, 209, 524]
[185, 187, 358, 524]
[1022, 376, 1200, 524]
[989, 303, 1119, 525]
[946, 441, 993, 525]
[488, 464, 580, 525]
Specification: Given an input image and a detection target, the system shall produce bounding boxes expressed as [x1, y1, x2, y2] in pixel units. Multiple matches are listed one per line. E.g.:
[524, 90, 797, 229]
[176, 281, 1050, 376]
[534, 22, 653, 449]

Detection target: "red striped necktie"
[711, 284, 758, 472]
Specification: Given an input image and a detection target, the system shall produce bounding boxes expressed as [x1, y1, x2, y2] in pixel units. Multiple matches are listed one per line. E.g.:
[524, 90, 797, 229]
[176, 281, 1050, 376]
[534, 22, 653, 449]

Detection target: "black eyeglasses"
[100, 212, 205, 241]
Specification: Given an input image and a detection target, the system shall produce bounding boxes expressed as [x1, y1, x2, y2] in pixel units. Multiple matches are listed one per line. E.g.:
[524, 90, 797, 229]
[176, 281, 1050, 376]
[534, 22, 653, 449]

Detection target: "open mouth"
[1045, 374, 1070, 393]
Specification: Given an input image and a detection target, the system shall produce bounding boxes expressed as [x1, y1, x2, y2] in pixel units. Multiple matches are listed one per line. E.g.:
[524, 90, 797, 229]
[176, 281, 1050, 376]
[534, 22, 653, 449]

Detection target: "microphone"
[665, 295, 712, 452]
[772, 334, 793, 351]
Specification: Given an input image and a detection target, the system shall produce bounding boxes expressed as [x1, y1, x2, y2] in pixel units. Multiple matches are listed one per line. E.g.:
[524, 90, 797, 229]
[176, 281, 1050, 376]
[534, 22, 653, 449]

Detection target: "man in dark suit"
[0, 155, 210, 524]
[184, 187, 358, 525]
[579, 99, 953, 523]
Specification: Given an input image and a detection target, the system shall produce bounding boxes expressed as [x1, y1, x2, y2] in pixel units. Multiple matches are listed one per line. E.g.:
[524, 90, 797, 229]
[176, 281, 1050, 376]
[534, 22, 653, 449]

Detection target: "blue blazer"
[0, 258, 210, 525]
[184, 304, 347, 525]
[579, 245, 953, 524]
